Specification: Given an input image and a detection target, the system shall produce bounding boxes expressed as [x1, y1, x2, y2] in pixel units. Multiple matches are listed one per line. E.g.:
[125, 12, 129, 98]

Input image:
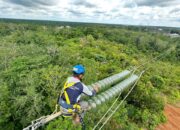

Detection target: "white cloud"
[0, 0, 179, 27]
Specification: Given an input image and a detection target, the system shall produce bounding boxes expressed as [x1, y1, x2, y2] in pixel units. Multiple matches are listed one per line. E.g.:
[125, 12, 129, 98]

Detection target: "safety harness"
[59, 81, 86, 130]
[62, 81, 81, 113]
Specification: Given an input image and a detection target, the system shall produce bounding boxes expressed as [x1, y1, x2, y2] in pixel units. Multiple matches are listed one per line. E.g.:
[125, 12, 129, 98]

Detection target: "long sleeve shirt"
[62, 76, 96, 104]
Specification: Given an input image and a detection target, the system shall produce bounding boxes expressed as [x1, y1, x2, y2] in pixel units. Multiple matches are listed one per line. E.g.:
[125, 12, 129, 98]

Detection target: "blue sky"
[0, 0, 180, 27]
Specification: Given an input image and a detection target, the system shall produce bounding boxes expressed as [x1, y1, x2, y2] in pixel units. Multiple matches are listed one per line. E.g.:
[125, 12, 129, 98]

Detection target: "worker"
[58, 64, 99, 126]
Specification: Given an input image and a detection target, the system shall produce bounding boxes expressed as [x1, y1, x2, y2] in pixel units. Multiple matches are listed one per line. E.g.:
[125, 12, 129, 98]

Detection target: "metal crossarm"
[23, 112, 62, 130]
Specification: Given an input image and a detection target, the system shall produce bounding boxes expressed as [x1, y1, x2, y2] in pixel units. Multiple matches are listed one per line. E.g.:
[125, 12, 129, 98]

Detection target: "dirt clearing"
[156, 104, 180, 130]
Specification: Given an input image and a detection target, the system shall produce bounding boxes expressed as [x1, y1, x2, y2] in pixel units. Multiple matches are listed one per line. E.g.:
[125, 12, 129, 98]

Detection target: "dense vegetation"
[0, 19, 179, 130]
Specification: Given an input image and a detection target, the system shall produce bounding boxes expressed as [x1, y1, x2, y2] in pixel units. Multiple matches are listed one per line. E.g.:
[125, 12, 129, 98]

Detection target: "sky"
[0, 0, 180, 27]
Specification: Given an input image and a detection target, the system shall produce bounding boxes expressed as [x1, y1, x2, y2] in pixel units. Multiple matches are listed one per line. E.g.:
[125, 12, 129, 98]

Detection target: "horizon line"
[0, 17, 180, 29]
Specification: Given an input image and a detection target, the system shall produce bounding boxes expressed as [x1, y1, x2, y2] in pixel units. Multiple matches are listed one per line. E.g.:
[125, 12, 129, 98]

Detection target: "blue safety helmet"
[73, 64, 85, 75]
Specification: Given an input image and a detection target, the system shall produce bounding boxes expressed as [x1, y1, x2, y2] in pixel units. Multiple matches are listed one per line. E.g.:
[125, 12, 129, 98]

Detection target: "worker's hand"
[93, 84, 100, 93]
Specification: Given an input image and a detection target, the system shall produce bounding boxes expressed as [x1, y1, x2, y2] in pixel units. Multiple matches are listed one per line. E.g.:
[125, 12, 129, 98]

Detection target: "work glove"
[93, 84, 100, 93]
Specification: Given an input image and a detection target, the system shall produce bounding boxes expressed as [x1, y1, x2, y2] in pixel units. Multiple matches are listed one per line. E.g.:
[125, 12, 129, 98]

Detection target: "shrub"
[150, 75, 165, 89]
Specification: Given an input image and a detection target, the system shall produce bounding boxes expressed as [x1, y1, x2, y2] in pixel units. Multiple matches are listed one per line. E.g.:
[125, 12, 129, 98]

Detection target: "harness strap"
[64, 91, 70, 104]
[63, 81, 76, 105]
[60, 81, 82, 116]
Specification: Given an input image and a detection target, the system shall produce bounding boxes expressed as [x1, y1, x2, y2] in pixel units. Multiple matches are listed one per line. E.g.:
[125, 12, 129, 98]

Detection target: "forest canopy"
[0, 19, 179, 130]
